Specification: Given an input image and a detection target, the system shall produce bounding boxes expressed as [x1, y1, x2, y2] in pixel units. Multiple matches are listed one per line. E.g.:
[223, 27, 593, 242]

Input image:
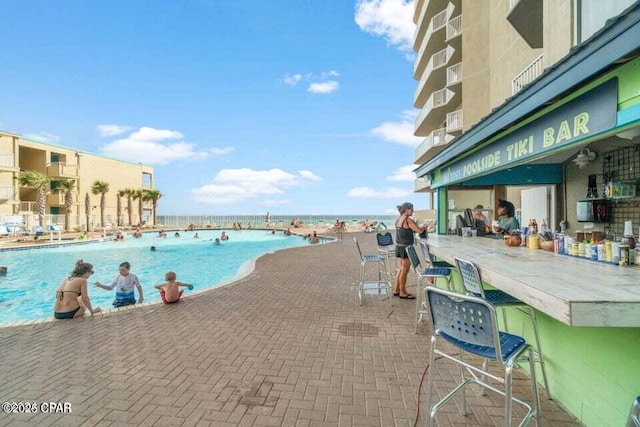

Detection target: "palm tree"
[117, 189, 127, 227]
[91, 180, 110, 228]
[132, 189, 143, 226]
[143, 189, 162, 226]
[18, 170, 48, 227]
[84, 192, 91, 232]
[123, 188, 135, 226]
[55, 179, 76, 231]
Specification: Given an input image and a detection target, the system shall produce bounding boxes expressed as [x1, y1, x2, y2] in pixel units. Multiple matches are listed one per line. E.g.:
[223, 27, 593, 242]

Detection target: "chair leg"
[526, 307, 551, 398]
[527, 346, 542, 425]
[426, 336, 437, 427]
[415, 279, 425, 333]
[504, 359, 515, 427]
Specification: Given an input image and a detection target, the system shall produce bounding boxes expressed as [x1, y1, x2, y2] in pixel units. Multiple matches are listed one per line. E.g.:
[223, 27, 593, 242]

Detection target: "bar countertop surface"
[424, 234, 640, 327]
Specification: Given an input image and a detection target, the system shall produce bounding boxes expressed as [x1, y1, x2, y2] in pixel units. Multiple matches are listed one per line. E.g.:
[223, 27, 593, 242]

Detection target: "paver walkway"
[0, 233, 581, 426]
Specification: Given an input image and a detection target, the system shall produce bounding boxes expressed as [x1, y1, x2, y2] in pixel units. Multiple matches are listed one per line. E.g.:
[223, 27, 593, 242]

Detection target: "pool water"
[0, 229, 318, 325]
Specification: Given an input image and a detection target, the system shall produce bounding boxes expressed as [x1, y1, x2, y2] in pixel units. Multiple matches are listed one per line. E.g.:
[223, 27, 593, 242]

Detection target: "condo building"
[0, 129, 155, 231]
[412, 1, 640, 425]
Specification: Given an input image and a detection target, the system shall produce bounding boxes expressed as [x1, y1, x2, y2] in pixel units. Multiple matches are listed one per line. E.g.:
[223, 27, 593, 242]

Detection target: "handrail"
[512, 54, 544, 95]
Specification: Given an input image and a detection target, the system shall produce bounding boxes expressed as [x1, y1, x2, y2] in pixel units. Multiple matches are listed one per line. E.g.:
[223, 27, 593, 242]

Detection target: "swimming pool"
[0, 229, 321, 325]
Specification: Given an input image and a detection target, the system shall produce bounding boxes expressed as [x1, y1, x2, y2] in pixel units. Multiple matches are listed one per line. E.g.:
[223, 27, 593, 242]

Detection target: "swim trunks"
[160, 289, 183, 304]
[113, 290, 136, 307]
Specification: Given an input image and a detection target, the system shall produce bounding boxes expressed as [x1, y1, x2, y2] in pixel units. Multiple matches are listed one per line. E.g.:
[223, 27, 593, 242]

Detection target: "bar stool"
[424, 286, 541, 427]
[419, 240, 454, 268]
[376, 231, 396, 282]
[353, 237, 391, 306]
[406, 245, 452, 333]
[454, 257, 551, 398]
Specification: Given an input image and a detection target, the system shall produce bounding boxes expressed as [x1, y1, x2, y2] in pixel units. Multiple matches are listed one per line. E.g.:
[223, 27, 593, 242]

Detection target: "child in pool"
[95, 261, 144, 307]
[154, 271, 193, 304]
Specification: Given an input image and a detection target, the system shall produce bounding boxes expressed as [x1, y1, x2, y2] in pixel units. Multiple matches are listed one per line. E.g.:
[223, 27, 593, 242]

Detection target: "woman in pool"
[53, 259, 101, 319]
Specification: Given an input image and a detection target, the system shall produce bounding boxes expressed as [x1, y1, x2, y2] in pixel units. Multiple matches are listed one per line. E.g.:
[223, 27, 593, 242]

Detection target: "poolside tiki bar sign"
[433, 78, 618, 187]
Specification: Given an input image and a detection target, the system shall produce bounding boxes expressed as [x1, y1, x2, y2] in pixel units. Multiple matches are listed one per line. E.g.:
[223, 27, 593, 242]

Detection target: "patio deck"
[0, 232, 581, 426]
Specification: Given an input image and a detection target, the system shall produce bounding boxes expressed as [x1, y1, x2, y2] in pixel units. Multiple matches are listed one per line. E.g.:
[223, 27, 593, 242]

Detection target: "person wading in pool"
[95, 261, 144, 307]
[53, 259, 102, 319]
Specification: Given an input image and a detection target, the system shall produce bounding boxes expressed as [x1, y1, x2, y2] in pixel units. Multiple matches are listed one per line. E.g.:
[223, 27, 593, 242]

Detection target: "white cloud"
[387, 165, 416, 182]
[308, 81, 339, 94]
[347, 186, 411, 198]
[23, 132, 60, 144]
[283, 73, 302, 86]
[207, 146, 235, 155]
[283, 71, 341, 94]
[97, 124, 134, 136]
[355, 0, 416, 52]
[100, 126, 209, 165]
[370, 109, 421, 147]
[190, 168, 322, 205]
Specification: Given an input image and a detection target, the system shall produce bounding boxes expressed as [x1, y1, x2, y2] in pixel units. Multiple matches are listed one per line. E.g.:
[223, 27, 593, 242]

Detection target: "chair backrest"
[425, 286, 502, 360]
[376, 232, 393, 247]
[454, 257, 485, 297]
[418, 241, 436, 267]
[627, 396, 640, 427]
[353, 237, 364, 259]
[405, 245, 422, 273]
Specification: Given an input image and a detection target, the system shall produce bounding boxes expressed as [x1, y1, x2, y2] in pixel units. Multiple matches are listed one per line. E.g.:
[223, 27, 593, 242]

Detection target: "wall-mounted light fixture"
[572, 148, 596, 169]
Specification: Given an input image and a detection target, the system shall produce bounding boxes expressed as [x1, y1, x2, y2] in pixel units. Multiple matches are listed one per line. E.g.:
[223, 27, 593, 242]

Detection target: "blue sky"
[0, 0, 423, 215]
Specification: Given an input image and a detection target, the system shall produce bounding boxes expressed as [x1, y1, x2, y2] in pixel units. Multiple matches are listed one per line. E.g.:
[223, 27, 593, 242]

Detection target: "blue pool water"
[0, 229, 318, 325]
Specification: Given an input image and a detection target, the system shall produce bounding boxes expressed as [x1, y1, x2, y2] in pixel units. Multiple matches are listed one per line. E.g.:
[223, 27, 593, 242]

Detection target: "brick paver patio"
[0, 233, 581, 426]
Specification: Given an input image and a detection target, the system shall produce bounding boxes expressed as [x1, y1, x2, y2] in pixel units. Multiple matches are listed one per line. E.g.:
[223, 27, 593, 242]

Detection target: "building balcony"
[414, 46, 456, 107]
[46, 162, 78, 179]
[446, 109, 463, 132]
[512, 54, 544, 95]
[0, 186, 15, 200]
[446, 62, 462, 86]
[0, 153, 15, 169]
[507, 0, 543, 48]
[446, 14, 462, 41]
[415, 87, 458, 136]
[414, 3, 455, 79]
[414, 127, 454, 164]
[47, 192, 77, 206]
[19, 201, 36, 213]
[414, 176, 432, 193]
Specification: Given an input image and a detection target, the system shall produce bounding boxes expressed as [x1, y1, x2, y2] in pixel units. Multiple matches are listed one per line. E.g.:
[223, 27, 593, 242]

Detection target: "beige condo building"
[0, 129, 155, 231]
[412, 0, 636, 196]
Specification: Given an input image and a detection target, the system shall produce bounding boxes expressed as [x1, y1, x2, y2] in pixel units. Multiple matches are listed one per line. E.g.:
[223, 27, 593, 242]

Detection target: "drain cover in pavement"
[338, 322, 379, 337]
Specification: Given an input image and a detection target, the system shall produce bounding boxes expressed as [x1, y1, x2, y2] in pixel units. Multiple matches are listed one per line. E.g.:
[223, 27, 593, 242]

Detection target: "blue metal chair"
[376, 231, 396, 282]
[418, 240, 454, 268]
[454, 257, 551, 398]
[353, 237, 391, 306]
[424, 286, 541, 427]
[405, 245, 452, 333]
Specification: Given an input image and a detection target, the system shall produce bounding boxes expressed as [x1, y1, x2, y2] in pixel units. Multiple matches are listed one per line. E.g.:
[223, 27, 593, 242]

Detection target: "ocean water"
[157, 214, 398, 229]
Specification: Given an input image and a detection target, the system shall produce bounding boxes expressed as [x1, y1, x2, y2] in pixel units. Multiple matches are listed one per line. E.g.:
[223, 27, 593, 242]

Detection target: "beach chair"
[0, 225, 10, 237]
[48, 224, 62, 232]
[32, 225, 45, 236]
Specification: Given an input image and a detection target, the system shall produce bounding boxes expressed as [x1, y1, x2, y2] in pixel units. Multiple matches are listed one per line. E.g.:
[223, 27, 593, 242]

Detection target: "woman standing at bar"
[394, 202, 428, 299]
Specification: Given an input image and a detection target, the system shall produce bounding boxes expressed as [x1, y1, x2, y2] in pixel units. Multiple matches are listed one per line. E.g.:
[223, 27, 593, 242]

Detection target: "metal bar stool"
[406, 245, 452, 333]
[424, 286, 541, 427]
[454, 256, 551, 398]
[376, 231, 397, 283]
[353, 237, 391, 306]
[419, 240, 454, 268]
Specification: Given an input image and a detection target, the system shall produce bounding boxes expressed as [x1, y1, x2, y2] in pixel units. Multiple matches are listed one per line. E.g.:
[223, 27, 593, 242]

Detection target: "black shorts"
[395, 245, 409, 258]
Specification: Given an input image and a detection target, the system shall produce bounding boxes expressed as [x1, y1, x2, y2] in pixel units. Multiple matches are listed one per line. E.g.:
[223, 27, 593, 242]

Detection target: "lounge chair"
[0, 225, 9, 237]
[48, 224, 62, 232]
[32, 225, 45, 236]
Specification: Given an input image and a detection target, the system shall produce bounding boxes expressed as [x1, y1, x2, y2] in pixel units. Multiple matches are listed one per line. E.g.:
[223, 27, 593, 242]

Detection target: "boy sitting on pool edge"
[155, 271, 193, 304]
